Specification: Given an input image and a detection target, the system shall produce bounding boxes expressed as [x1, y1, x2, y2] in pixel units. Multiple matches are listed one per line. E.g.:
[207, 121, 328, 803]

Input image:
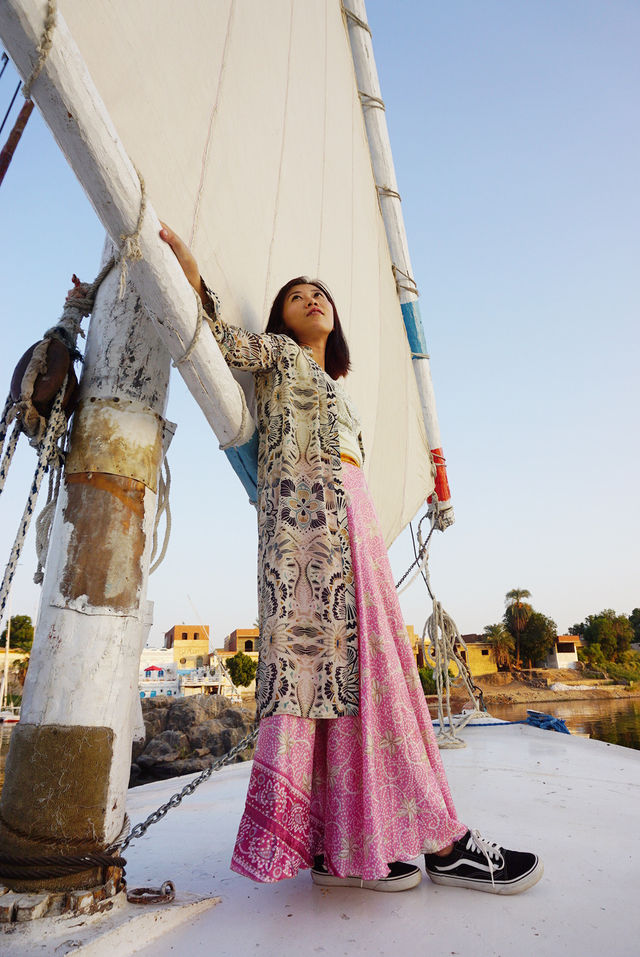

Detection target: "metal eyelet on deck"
[127, 880, 175, 905]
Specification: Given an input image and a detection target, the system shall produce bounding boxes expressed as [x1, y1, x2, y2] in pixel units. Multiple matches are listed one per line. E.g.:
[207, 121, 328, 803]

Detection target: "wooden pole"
[0, 96, 33, 186]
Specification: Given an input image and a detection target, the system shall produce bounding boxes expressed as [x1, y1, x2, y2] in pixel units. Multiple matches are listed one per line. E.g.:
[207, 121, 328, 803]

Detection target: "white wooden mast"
[342, 0, 454, 526]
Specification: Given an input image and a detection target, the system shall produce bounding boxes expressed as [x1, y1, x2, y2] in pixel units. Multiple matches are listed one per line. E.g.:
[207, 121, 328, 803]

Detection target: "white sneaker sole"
[426, 858, 544, 895]
[311, 868, 422, 893]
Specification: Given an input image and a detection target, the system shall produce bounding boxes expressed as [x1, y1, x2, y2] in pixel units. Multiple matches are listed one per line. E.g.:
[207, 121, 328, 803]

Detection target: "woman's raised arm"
[160, 223, 205, 302]
[159, 224, 283, 371]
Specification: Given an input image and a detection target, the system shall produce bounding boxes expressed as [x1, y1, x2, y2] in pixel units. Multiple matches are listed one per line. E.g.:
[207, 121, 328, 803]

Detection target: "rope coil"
[0, 849, 125, 881]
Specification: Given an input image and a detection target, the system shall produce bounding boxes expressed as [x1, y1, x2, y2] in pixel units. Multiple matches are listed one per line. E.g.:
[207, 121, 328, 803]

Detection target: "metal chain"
[121, 726, 259, 852]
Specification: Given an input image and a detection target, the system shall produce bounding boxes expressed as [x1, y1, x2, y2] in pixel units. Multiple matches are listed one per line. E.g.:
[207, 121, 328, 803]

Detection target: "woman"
[160, 225, 543, 895]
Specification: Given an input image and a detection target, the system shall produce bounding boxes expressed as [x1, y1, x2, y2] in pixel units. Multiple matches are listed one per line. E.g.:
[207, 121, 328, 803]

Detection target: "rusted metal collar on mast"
[65, 396, 174, 494]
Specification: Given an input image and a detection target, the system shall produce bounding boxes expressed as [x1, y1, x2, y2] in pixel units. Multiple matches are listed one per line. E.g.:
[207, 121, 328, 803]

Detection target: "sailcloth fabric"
[231, 463, 467, 882]
[58, 0, 435, 546]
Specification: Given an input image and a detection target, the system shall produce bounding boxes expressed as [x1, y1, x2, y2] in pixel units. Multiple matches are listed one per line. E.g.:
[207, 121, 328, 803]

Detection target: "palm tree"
[15, 655, 30, 687]
[504, 588, 532, 668]
[483, 623, 515, 671]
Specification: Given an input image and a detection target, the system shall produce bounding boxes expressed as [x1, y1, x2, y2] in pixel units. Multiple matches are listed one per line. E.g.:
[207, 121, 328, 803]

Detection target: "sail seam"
[262, 0, 295, 318]
[189, 0, 235, 249]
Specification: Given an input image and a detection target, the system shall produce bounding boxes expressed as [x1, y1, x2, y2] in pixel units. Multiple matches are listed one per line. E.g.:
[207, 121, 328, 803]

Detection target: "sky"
[0, 0, 638, 651]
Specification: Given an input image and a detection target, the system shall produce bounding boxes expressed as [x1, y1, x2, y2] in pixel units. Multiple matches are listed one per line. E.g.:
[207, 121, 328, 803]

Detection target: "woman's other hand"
[159, 222, 205, 302]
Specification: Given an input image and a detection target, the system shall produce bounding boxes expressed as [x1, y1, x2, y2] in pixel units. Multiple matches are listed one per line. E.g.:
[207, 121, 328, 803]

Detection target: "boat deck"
[5, 722, 639, 956]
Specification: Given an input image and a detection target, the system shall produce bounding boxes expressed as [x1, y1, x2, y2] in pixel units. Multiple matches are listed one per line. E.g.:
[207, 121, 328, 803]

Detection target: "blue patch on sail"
[401, 300, 429, 356]
[224, 430, 259, 504]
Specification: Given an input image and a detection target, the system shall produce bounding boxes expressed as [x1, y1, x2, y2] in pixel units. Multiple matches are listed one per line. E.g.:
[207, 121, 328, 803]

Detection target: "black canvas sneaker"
[311, 856, 422, 892]
[424, 829, 543, 895]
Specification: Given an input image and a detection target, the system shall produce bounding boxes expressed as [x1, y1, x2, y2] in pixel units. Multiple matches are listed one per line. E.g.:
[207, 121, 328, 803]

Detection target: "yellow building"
[406, 625, 498, 677]
[216, 628, 260, 699]
[164, 624, 210, 671]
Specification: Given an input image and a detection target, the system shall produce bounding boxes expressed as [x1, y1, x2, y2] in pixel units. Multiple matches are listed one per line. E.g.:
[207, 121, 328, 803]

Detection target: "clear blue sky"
[0, 0, 638, 650]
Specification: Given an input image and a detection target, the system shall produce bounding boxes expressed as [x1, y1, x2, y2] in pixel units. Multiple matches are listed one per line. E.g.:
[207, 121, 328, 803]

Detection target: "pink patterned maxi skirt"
[231, 463, 467, 882]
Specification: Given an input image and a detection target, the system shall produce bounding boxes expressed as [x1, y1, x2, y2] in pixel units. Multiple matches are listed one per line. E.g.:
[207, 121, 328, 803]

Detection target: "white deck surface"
[6, 723, 640, 956]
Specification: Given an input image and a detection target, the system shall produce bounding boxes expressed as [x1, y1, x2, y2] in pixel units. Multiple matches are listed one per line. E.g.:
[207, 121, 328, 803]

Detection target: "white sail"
[55, 0, 435, 546]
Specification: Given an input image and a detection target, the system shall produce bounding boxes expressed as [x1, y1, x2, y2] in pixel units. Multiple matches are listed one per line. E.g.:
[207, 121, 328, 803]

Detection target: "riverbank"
[479, 681, 640, 706]
[425, 668, 640, 713]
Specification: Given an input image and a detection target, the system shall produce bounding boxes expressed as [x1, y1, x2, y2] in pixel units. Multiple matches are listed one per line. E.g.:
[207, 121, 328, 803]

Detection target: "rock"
[130, 695, 257, 786]
[137, 729, 190, 769]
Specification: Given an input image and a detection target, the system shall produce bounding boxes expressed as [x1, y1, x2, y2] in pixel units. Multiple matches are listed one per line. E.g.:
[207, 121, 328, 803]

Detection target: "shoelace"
[464, 829, 505, 887]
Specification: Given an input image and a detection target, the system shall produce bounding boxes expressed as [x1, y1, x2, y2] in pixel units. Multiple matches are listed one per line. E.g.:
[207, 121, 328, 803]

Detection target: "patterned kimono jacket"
[203, 289, 363, 720]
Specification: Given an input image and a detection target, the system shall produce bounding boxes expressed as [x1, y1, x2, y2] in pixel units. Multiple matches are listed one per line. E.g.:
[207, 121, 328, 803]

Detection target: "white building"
[546, 635, 582, 670]
[139, 650, 181, 698]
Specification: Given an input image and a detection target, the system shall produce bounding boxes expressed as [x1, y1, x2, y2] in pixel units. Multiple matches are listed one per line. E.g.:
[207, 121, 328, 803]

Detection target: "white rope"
[33, 455, 63, 585]
[172, 292, 204, 367]
[0, 378, 68, 626]
[0, 421, 21, 497]
[118, 168, 146, 299]
[218, 382, 249, 452]
[0, 395, 13, 448]
[200, 300, 250, 451]
[21, 0, 57, 101]
[423, 597, 486, 748]
[149, 457, 172, 575]
[396, 508, 485, 749]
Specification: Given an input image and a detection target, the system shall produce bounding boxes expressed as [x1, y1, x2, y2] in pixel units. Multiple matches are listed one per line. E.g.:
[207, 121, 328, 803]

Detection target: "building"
[180, 662, 240, 700]
[224, 628, 259, 654]
[138, 662, 181, 699]
[407, 625, 498, 677]
[459, 634, 499, 676]
[164, 624, 210, 672]
[546, 634, 583, 670]
[216, 628, 260, 699]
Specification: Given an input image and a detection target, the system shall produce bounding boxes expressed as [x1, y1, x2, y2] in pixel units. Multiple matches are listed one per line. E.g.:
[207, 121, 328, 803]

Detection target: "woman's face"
[281, 283, 334, 344]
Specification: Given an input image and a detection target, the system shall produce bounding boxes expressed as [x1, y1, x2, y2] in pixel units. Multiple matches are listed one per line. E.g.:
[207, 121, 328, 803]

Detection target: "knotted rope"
[396, 505, 486, 748]
[118, 168, 146, 298]
[21, 0, 57, 101]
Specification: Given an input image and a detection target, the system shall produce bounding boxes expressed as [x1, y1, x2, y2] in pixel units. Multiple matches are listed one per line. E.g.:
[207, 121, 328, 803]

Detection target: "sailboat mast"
[342, 0, 454, 527]
[0, 258, 172, 898]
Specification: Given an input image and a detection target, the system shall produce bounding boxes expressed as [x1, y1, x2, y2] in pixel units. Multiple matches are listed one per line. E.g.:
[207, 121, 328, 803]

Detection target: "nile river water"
[2, 697, 640, 792]
[487, 696, 640, 751]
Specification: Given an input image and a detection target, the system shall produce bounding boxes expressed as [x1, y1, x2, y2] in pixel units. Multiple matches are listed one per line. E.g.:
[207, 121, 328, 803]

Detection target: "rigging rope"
[0, 376, 68, 624]
[21, 0, 57, 101]
[149, 457, 172, 574]
[395, 497, 486, 747]
[118, 167, 146, 298]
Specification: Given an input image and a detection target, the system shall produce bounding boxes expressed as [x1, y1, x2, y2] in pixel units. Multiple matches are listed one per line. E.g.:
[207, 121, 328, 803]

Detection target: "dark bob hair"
[265, 276, 351, 379]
